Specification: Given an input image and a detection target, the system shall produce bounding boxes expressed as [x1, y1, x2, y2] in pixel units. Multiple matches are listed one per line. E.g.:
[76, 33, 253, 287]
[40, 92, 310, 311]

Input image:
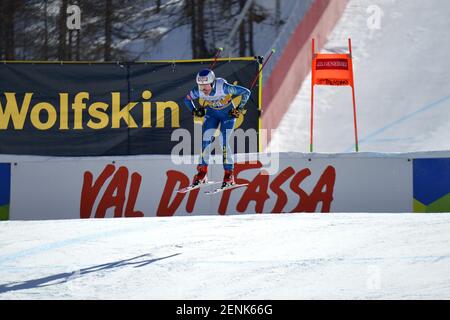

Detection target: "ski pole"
[209, 47, 224, 70]
[249, 48, 275, 90]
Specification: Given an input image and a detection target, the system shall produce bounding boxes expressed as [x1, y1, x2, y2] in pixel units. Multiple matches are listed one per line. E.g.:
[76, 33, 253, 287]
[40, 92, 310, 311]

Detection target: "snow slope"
[270, 0, 450, 153]
[0, 213, 449, 299]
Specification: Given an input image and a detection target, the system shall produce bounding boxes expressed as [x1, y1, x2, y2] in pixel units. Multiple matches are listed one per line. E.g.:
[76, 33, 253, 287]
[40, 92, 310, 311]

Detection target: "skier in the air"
[183, 68, 251, 189]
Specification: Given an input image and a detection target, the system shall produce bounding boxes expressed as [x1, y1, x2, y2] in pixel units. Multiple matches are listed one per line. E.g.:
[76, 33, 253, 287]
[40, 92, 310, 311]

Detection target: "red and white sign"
[9, 153, 413, 220]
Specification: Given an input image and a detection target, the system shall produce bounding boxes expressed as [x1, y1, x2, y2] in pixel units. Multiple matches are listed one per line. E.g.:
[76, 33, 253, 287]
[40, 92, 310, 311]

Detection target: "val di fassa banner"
[0, 60, 260, 156]
[9, 154, 413, 220]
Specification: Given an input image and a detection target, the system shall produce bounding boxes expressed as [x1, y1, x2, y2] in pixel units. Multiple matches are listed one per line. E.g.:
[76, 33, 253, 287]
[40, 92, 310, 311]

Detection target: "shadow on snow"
[0, 253, 180, 295]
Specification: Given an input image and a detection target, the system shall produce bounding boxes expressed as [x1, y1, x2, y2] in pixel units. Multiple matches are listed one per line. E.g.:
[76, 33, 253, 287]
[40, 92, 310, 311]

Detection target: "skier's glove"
[193, 107, 206, 117]
[229, 108, 242, 118]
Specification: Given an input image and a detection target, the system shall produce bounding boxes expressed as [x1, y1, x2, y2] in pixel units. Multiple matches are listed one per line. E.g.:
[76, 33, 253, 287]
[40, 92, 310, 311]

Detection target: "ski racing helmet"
[196, 69, 215, 86]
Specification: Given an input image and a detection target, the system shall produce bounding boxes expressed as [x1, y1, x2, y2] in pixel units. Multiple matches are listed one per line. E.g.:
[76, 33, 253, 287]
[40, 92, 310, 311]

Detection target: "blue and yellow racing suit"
[183, 78, 251, 170]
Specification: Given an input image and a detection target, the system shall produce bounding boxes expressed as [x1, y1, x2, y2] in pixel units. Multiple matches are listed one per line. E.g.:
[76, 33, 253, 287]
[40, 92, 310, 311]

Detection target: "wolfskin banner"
[0, 59, 260, 156]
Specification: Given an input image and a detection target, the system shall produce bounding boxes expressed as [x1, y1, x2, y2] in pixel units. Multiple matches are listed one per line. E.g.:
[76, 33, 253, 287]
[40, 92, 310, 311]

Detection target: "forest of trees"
[0, 0, 282, 61]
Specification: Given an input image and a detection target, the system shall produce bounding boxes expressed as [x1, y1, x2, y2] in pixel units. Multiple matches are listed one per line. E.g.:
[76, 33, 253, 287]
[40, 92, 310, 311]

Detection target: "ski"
[177, 181, 221, 194]
[204, 183, 249, 195]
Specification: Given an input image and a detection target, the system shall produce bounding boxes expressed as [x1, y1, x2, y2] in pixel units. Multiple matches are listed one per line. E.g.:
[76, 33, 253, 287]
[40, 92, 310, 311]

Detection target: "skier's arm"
[183, 87, 199, 113]
[224, 83, 251, 110]
[183, 87, 205, 117]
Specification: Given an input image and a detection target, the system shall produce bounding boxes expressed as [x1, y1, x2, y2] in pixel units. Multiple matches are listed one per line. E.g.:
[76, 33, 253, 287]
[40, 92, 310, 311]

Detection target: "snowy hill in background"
[270, 0, 450, 153]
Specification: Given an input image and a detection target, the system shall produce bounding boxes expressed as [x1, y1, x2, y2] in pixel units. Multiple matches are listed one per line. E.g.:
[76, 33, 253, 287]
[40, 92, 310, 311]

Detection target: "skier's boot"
[193, 165, 208, 186]
[222, 169, 235, 188]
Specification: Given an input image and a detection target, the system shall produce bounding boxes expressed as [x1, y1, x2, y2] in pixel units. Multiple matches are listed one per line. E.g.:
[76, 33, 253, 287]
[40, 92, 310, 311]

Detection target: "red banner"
[310, 38, 359, 152]
[312, 55, 353, 86]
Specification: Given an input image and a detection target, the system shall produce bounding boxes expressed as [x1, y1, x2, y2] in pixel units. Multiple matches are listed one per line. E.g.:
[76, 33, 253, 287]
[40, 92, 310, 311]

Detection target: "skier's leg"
[220, 116, 236, 185]
[200, 113, 219, 167]
[192, 114, 219, 185]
